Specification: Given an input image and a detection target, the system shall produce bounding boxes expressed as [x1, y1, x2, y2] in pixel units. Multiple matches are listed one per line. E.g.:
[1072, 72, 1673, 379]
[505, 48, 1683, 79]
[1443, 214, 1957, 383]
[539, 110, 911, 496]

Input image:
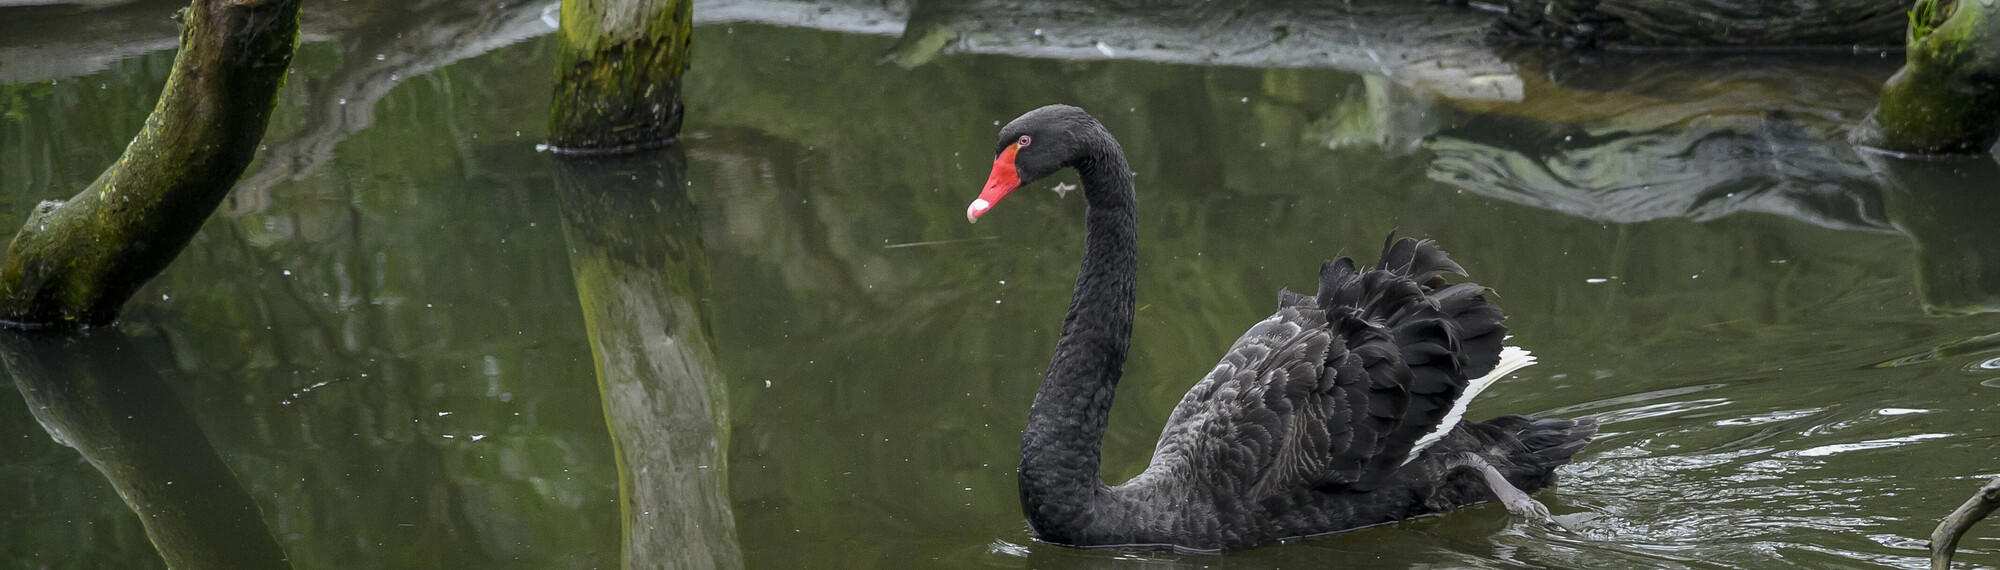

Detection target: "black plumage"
[980, 105, 1596, 552]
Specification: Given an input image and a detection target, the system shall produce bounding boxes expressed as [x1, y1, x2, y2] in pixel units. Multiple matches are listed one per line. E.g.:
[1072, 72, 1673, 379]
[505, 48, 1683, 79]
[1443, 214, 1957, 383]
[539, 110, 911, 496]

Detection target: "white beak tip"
[967, 199, 991, 223]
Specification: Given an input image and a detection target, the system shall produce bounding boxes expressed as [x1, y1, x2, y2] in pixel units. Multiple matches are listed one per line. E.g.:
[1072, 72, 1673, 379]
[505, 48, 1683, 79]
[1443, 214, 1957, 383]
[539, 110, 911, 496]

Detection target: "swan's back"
[1137, 237, 1511, 510]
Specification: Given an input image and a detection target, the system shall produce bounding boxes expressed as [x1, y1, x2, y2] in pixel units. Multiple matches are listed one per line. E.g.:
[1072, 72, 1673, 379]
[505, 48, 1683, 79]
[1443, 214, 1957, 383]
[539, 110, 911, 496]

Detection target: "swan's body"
[970, 105, 1596, 552]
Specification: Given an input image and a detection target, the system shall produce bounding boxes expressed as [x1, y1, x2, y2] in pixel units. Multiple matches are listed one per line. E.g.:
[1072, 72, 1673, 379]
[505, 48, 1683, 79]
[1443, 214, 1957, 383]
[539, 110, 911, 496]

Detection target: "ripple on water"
[1982, 377, 2000, 389]
[1964, 355, 2000, 372]
[1783, 433, 1953, 458]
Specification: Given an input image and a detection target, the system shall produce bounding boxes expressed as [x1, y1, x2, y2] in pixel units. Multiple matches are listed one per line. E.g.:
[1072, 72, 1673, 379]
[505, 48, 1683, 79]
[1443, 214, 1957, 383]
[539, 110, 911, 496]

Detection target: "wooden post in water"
[0, 0, 304, 327]
[1854, 0, 2000, 155]
[547, 0, 693, 153]
[546, 2, 733, 566]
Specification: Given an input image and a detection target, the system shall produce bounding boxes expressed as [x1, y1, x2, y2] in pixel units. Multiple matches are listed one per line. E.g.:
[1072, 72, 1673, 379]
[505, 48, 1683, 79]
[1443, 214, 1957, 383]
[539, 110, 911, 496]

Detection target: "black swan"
[965, 104, 1598, 552]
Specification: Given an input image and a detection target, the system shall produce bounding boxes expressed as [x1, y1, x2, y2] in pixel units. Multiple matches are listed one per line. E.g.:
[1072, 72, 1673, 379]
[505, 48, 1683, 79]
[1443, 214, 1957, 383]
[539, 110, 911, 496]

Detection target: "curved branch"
[1932, 475, 2000, 570]
[0, 0, 303, 327]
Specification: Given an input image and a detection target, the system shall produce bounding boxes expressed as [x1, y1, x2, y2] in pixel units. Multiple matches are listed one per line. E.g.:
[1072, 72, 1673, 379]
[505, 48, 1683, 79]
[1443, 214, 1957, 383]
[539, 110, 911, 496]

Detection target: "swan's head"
[968, 104, 1098, 223]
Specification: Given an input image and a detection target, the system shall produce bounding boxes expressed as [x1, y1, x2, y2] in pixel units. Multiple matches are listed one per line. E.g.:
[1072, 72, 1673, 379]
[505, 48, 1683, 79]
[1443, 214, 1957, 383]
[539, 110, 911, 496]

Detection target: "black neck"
[1018, 129, 1137, 540]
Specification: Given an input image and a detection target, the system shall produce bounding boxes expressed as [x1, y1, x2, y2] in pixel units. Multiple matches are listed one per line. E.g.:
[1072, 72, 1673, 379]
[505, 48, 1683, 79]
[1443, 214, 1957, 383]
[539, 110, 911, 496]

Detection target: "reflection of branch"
[0, 0, 181, 83]
[700, 0, 1519, 101]
[1427, 115, 1894, 233]
[1931, 475, 2000, 570]
[229, 1, 556, 215]
[0, 330, 291, 570]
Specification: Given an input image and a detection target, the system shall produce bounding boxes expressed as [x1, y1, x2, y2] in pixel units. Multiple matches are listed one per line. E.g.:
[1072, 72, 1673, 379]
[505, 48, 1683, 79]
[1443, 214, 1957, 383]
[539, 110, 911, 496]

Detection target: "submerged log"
[556, 150, 743, 570]
[0, 330, 290, 569]
[1853, 0, 2000, 155]
[0, 0, 303, 327]
[547, 0, 693, 152]
[1931, 475, 2000, 569]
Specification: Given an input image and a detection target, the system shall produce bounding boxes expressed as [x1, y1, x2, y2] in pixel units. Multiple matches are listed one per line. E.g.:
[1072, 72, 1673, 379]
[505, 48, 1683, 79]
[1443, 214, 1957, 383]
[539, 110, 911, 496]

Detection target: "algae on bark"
[0, 0, 303, 327]
[547, 0, 693, 152]
[1854, 0, 2000, 155]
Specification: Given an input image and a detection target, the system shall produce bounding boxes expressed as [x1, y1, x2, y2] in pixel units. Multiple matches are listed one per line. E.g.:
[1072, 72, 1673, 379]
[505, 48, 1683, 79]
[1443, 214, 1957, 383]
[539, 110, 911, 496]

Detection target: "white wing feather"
[1400, 345, 1537, 465]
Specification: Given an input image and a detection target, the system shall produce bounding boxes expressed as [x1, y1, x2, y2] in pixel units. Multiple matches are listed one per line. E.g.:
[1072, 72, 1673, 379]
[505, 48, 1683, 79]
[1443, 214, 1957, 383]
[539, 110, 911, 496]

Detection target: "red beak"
[968, 143, 1022, 223]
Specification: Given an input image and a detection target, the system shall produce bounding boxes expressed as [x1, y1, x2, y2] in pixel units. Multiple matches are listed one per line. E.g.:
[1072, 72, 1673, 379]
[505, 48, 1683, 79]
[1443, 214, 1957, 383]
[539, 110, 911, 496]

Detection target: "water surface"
[1, 3, 1998, 568]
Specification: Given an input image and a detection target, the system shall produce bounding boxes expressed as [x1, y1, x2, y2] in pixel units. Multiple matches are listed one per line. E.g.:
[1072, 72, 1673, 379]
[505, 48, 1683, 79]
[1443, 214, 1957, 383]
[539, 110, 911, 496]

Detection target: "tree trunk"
[0, 330, 291, 569]
[547, 0, 693, 153]
[556, 150, 743, 570]
[0, 0, 303, 327]
[1853, 0, 2000, 155]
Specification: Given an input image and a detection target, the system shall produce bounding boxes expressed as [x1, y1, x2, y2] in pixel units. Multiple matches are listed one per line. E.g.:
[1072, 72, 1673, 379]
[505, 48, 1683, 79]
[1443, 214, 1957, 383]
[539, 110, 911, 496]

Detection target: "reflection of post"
[1871, 155, 2000, 315]
[0, 331, 290, 570]
[556, 149, 743, 570]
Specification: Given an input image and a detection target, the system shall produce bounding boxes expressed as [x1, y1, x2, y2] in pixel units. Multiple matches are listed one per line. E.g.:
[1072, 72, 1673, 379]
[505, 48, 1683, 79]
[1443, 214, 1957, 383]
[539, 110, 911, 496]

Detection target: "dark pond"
[1, 1, 1997, 568]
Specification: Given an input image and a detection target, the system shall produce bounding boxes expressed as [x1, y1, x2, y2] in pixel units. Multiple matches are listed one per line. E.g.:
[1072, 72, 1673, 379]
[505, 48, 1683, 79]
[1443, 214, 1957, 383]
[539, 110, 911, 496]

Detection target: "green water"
[2, 4, 1999, 569]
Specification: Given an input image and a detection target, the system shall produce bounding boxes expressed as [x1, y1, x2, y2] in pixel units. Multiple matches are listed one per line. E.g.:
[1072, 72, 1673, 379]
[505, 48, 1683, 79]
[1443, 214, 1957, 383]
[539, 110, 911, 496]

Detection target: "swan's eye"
[1018, 135, 1032, 147]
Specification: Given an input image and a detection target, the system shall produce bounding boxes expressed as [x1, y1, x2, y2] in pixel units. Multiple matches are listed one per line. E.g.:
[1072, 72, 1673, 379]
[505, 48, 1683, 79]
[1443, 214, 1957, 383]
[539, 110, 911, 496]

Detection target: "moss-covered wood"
[0, 330, 291, 569]
[0, 0, 303, 327]
[546, 0, 692, 153]
[1853, 0, 2000, 154]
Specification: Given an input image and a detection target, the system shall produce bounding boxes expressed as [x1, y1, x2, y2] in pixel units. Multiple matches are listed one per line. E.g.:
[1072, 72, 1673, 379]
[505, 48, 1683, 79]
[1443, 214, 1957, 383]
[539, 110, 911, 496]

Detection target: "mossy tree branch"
[547, 0, 693, 153]
[0, 0, 304, 327]
[1854, 0, 2000, 154]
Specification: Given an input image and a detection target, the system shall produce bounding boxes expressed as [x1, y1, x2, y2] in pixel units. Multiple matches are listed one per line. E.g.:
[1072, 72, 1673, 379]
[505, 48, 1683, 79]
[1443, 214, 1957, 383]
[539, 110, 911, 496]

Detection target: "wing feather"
[1139, 237, 1514, 501]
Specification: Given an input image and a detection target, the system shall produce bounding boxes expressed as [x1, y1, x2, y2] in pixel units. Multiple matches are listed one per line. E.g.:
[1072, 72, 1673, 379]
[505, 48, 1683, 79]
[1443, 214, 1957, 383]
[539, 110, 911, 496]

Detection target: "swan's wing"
[1145, 238, 1511, 499]
[1146, 307, 1338, 499]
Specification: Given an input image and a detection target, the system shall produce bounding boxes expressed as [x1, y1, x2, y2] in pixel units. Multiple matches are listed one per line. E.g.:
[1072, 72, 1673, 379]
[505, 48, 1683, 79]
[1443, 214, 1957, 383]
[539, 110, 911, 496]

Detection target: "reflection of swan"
[970, 105, 1594, 551]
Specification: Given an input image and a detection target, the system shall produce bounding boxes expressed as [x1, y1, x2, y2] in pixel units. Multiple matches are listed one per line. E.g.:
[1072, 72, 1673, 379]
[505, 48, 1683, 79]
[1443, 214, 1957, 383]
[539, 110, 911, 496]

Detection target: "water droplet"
[337, 98, 347, 105]
[374, 54, 386, 61]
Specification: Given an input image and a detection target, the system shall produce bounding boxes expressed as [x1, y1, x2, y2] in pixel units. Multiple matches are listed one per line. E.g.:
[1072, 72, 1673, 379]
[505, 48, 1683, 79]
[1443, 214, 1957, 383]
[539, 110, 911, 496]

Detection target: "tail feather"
[1499, 415, 1598, 469]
